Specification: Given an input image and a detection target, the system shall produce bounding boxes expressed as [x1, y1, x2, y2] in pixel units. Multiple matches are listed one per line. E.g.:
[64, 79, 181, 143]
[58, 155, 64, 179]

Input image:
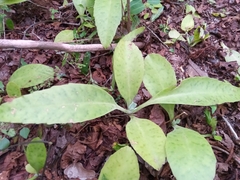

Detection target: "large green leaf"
[94, 0, 126, 48]
[113, 40, 144, 107]
[0, 84, 124, 124]
[0, 0, 26, 5]
[126, 117, 166, 170]
[137, 77, 240, 110]
[8, 64, 54, 88]
[26, 137, 47, 173]
[143, 53, 177, 119]
[99, 146, 139, 180]
[166, 126, 216, 180]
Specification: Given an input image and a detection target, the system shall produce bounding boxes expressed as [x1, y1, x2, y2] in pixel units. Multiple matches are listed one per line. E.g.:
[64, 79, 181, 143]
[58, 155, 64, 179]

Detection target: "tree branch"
[0, 39, 145, 52]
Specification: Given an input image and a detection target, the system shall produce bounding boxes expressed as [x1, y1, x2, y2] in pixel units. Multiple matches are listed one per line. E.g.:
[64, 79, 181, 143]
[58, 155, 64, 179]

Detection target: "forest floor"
[0, 0, 240, 179]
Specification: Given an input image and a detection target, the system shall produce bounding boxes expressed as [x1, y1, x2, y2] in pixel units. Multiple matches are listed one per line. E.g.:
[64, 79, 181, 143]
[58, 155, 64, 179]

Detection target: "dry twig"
[0, 39, 145, 52]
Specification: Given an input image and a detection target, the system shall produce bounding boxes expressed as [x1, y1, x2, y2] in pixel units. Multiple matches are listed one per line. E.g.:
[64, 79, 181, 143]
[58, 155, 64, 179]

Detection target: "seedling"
[1, 28, 240, 179]
[25, 137, 47, 180]
[159, 23, 170, 33]
[0, 123, 30, 150]
[50, 8, 58, 20]
[204, 106, 222, 141]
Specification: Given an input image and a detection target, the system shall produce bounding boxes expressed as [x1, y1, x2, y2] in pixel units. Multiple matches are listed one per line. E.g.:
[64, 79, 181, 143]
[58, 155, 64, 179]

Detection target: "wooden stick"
[0, 39, 145, 52]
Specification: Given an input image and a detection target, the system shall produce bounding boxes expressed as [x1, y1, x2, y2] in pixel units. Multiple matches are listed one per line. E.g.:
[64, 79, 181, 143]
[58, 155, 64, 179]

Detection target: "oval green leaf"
[8, 64, 54, 88]
[143, 53, 176, 95]
[6, 81, 21, 97]
[94, 0, 126, 48]
[99, 146, 139, 180]
[0, 84, 123, 124]
[130, 0, 145, 15]
[25, 164, 38, 174]
[54, 30, 74, 42]
[126, 117, 166, 170]
[20, 127, 30, 139]
[5, 18, 14, 30]
[0, 137, 10, 150]
[181, 14, 194, 32]
[143, 53, 177, 119]
[73, 0, 95, 16]
[113, 40, 144, 107]
[166, 126, 216, 180]
[26, 137, 47, 173]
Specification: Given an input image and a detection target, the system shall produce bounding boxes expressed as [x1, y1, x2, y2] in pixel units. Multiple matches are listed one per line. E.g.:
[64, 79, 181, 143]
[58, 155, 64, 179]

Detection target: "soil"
[0, 0, 240, 180]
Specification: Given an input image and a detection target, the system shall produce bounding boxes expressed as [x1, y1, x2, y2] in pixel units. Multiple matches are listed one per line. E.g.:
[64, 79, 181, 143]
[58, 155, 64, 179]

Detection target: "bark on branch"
[0, 39, 145, 52]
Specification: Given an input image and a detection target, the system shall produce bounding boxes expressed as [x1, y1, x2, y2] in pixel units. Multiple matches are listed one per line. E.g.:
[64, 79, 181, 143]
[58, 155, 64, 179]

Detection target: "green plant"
[204, 106, 222, 141]
[167, 4, 210, 47]
[25, 137, 47, 180]
[1, 28, 240, 179]
[61, 51, 91, 75]
[6, 64, 54, 97]
[50, 8, 58, 20]
[0, 123, 30, 150]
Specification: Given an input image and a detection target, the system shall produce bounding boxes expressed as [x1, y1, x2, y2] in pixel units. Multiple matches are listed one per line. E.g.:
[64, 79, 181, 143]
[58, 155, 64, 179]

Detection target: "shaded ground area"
[0, 0, 240, 179]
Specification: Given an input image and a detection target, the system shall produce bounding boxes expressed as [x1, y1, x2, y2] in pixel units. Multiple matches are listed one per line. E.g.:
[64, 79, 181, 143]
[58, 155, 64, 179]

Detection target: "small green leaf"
[168, 29, 185, 41]
[181, 14, 194, 32]
[126, 117, 166, 170]
[73, 0, 95, 16]
[26, 137, 47, 173]
[6, 81, 21, 97]
[151, 6, 164, 22]
[20, 58, 28, 66]
[99, 146, 139, 180]
[73, 0, 87, 16]
[166, 126, 216, 180]
[1, 128, 16, 137]
[20, 127, 30, 139]
[0, 84, 124, 124]
[130, 0, 145, 15]
[213, 135, 222, 141]
[94, 0, 126, 48]
[8, 64, 54, 88]
[25, 164, 38, 174]
[0, 137, 10, 150]
[0, 0, 27, 5]
[81, 52, 90, 75]
[113, 40, 144, 107]
[54, 30, 74, 42]
[5, 18, 14, 30]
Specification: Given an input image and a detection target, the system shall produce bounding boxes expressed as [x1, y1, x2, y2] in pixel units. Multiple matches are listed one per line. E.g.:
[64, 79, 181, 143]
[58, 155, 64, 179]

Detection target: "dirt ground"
[0, 0, 240, 179]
